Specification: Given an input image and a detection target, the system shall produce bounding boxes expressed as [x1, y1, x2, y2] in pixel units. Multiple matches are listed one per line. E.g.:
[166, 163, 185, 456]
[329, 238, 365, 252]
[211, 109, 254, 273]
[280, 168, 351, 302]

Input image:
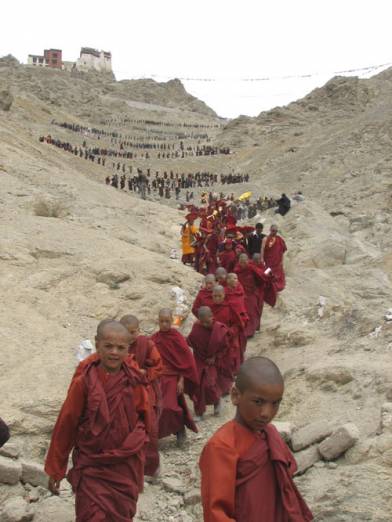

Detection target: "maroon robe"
[264, 235, 287, 292]
[151, 329, 198, 438]
[205, 232, 219, 274]
[46, 361, 149, 521]
[236, 425, 313, 521]
[187, 321, 231, 414]
[234, 264, 261, 338]
[192, 287, 214, 318]
[218, 248, 237, 273]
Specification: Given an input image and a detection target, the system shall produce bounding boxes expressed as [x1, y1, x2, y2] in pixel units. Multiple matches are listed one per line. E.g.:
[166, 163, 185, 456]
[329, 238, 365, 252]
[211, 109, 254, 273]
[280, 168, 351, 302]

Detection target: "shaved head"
[213, 285, 225, 295]
[205, 274, 216, 283]
[235, 357, 284, 393]
[198, 306, 213, 320]
[120, 314, 139, 328]
[216, 267, 227, 279]
[96, 319, 129, 340]
[159, 308, 173, 318]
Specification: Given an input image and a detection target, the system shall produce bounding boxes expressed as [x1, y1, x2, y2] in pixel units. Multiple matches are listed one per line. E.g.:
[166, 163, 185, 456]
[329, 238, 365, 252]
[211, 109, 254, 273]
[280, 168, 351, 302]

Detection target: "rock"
[294, 445, 321, 475]
[272, 421, 297, 443]
[0, 456, 22, 485]
[0, 88, 13, 111]
[318, 423, 360, 460]
[0, 441, 20, 459]
[306, 366, 354, 386]
[183, 488, 201, 506]
[33, 496, 74, 522]
[0, 496, 34, 522]
[95, 270, 130, 286]
[162, 477, 186, 494]
[291, 420, 333, 451]
[21, 460, 48, 488]
[380, 402, 392, 434]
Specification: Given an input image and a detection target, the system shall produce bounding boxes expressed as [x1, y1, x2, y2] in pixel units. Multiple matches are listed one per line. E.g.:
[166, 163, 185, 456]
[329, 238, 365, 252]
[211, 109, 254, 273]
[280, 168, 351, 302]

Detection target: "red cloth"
[151, 329, 198, 438]
[233, 264, 261, 338]
[187, 321, 231, 415]
[264, 235, 287, 292]
[218, 249, 237, 273]
[210, 301, 247, 373]
[45, 361, 149, 521]
[199, 420, 313, 522]
[192, 287, 214, 318]
[129, 336, 163, 476]
[205, 233, 219, 274]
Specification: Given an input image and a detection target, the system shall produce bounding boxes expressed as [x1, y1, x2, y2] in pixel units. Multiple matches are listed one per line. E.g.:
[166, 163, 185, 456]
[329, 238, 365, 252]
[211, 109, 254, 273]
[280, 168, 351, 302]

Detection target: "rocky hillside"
[0, 60, 391, 520]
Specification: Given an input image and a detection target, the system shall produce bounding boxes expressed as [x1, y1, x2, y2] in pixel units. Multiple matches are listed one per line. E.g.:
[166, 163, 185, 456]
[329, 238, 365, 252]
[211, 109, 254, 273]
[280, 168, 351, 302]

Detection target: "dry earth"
[0, 57, 392, 520]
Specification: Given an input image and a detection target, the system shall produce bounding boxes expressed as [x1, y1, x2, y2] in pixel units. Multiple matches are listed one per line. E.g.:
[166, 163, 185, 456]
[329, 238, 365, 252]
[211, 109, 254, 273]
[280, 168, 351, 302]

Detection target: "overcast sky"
[2, 0, 391, 118]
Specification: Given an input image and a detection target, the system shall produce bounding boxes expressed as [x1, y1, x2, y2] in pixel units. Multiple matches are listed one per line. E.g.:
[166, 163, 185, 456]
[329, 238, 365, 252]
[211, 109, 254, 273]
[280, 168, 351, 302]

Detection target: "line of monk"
[43, 259, 310, 521]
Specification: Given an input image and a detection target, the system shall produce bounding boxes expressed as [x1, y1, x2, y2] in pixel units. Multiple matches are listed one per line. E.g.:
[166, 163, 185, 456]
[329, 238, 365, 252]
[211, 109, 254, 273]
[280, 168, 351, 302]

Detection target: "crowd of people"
[106, 170, 251, 200]
[104, 116, 222, 129]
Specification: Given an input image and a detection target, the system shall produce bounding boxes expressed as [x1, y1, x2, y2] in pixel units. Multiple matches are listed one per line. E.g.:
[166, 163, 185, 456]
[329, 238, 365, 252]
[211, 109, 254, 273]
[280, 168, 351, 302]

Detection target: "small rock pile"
[274, 419, 359, 475]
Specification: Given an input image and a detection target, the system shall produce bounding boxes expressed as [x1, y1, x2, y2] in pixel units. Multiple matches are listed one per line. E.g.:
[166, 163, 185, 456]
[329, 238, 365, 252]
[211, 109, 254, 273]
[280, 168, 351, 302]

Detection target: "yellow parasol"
[239, 191, 252, 201]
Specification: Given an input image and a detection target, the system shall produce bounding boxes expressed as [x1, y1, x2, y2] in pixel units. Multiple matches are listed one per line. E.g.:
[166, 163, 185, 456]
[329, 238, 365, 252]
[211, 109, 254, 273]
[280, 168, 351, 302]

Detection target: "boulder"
[0, 496, 34, 522]
[318, 423, 360, 460]
[183, 488, 201, 506]
[0, 88, 13, 111]
[291, 420, 333, 451]
[380, 402, 392, 434]
[0, 456, 22, 485]
[21, 460, 48, 488]
[272, 421, 297, 443]
[294, 445, 321, 475]
[33, 496, 74, 522]
[0, 441, 20, 459]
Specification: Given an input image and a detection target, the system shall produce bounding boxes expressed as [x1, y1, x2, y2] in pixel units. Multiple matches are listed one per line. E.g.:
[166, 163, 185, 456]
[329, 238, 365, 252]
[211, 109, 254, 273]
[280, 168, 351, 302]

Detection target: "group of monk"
[42, 294, 312, 521]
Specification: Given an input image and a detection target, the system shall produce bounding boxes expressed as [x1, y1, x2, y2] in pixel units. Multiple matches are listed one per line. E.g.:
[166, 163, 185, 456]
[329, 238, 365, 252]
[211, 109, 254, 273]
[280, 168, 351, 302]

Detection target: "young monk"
[120, 315, 163, 477]
[215, 267, 228, 286]
[210, 285, 248, 374]
[234, 253, 267, 338]
[199, 357, 313, 522]
[217, 240, 237, 273]
[187, 306, 231, 420]
[45, 321, 150, 522]
[225, 273, 246, 315]
[151, 309, 198, 446]
[192, 274, 216, 318]
[261, 224, 287, 292]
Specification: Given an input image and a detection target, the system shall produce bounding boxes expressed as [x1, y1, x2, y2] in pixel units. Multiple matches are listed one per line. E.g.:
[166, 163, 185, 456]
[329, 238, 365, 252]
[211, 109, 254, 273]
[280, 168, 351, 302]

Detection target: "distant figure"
[246, 223, 265, 257]
[261, 225, 287, 292]
[276, 194, 291, 216]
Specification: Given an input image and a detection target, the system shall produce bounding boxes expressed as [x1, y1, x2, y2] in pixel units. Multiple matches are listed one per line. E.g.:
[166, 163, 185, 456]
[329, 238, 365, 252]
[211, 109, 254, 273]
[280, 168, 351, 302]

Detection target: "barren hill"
[0, 60, 392, 521]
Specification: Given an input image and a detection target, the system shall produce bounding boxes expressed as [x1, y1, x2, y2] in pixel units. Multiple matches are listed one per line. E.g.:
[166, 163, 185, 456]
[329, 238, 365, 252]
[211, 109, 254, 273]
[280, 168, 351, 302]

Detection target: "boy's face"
[239, 255, 248, 268]
[227, 274, 238, 288]
[126, 324, 140, 344]
[212, 289, 225, 304]
[159, 314, 172, 332]
[95, 330, 129, 373]
[205, 278, 215, 291]
[200, 314, 213, 329]
[231, 381, 283, 432]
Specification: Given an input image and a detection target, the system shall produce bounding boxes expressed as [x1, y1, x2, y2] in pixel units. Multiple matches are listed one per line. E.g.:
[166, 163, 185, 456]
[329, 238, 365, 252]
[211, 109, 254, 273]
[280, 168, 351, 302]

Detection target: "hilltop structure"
[27, 49, 62, 69]
[75, 47, 112, 73]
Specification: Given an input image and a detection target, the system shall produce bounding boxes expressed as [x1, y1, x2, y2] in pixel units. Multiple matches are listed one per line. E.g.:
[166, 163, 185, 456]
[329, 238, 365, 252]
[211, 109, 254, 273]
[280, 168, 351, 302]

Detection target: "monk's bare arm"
[260, 236, 267, 262]
[199, 441, 238, 522]
[45, 378, 86, 483]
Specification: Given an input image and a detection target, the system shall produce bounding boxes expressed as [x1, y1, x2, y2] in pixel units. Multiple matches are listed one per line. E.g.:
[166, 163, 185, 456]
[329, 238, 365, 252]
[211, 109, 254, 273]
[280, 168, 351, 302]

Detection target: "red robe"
[129, 336, 163, 476]
[264, 235, 287, 292]
[192, 287, 214, 318]
[187, 321, 231, 415]
[45, 361, 149, 522]
[233, 264, 261, 338]
[151, 328, 198, 438]
[199, 420, 313, 522]
[205, 233, 219, 274]
[218, 249, 237, 273]
[210, 301, 247, 374]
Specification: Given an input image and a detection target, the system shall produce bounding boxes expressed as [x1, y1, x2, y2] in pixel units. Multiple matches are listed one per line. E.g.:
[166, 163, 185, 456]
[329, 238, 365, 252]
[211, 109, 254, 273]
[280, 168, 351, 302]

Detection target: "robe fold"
[210, 301, 247, 374]
[199, 420, 313, 522]
[192, 287, 214, 318]
[263, 235, 287, 292]
[218, 249, 237, 273]
[187, 321, 231, 415]
[233, 264, 260, 338]
[151, 328, 198, 438]
[45, 361, 149, 522]
[129, 336, 163, 476]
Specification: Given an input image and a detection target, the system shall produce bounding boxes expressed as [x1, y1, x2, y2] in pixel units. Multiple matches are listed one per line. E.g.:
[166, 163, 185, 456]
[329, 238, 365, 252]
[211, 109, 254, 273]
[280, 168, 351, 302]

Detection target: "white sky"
[2, 0, 392, 118]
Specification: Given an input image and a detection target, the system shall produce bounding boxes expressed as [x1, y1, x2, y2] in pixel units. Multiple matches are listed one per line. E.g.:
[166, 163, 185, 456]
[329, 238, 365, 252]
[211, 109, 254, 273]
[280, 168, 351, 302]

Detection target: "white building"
[76, 47, 112, 73]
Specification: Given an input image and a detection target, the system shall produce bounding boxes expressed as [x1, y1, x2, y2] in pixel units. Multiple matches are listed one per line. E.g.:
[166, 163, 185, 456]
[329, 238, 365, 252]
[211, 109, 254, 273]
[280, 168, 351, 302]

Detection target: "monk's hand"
[139, 368, 147, 375]
[177, 377, 184, 395]
[48, 477, 61, 496]
[206, 357, 215, 365]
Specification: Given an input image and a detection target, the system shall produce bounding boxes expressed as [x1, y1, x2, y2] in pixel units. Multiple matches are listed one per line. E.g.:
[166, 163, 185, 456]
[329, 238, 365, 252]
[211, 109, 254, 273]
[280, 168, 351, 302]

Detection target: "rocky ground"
[0, 58, 392, 520]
